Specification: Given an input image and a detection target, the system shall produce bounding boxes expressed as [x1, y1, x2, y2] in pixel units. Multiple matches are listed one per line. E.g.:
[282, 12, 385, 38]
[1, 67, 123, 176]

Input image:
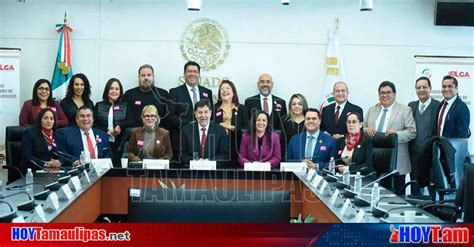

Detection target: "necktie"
[305, 136, 314, 159]
[191, 87, 198, 107]
[419, 103, 425, 114]
[334, 105, 341, 124]
[437, 101, 448, 136]
[200, 127, 207, 156]
[84, 131, 96, 159]
[377, 109, 388, 133]
[263, 97, 269, 113]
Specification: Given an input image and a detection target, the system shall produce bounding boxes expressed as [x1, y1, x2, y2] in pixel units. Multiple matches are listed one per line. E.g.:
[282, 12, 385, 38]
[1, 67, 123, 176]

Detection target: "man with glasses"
[434, 75, 470, 138]
[321, 81, 363, 139]
[364, 81, 416, 195]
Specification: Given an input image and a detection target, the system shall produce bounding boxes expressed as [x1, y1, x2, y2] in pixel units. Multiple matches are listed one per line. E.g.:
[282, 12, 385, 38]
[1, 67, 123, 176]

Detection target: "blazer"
[180, 121, 228, 166]
[60, 97, 94, 125]
[19, 100, 69, 128]
[335, 134, 374, 176]
[20, 127, 63, 171]
[56, 125, 112, 163]
[93, 100, 134, 133]
[434, 96, 471, 138]
[128, 127, 173, 161]
[321, 101, 363, 135]
[408, 98, 440, 152]
[244, 94, 287, 130]
[363, 102, 416, 174]
[239, 132, 281, 168]
[169, 84, 214, 127]
[286, 131, 336, 170]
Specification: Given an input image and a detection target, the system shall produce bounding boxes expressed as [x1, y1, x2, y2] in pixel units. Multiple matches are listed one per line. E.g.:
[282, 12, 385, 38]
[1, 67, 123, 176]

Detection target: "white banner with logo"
[0, 48, 21, 154]
[415, 56, 474, 153]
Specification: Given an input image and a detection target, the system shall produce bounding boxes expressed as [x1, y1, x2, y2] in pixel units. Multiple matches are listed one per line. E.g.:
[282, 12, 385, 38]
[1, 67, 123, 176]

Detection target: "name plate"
[330, 189, 344, 207]
[280, 162, 306, 174]
[244, 162, 271, 171]
[32, 205, 47, 223]
[311, 175, 323, 188]
[143, 159, 169, 170]
[306, 169, 316, 181]
[68, 176, 82, 192]
[318, 180, 328, 194]
[58, 184, 74, 201]
[129, 188, 141, 198]
[80, 171, 91, 186]
[190, 160, 216, 170]
[44, 192, 60, 211]
[340, 199, 355, 217]
[91, 158, 113, 170]
[88, 164, 101, 179]
[11, 216, 26, 223]
[355, 210, 366, 223]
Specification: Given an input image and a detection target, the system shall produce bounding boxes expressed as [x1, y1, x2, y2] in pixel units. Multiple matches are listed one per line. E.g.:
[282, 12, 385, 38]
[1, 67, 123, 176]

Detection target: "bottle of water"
[342, 168, 350, 184]
[25, 168, 34, 194]
[354, 172, 362, 194]
[80, 151, 86, 166]
[328, 157, 335, 174]
[370, 183, 380, 210]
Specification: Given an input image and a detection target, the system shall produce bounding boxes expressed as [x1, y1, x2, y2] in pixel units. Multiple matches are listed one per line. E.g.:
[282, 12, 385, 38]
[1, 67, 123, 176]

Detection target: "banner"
[415, 56, 474, 153]
[0, 48, 21, 156]
[51, 15, 74, 100]
[319, 21, 346, 110]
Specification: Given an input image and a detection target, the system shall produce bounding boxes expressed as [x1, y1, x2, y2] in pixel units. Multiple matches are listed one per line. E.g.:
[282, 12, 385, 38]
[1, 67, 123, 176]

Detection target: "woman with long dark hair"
[19, 79, 69, 128]
[20, 108, 63, 172]
[239, 111, 281, 168]
[60, 73, 94, 124]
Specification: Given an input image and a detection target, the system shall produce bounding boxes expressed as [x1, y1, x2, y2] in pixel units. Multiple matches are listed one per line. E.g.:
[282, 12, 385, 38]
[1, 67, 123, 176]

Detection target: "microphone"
[321, 156, 349, 177]
[372, 197, 412, 218]
[362, 170, 399, 189]
[336, 171, 377, 190]
[382, 206, 420, 220]
[2, 165, 25, 190]
[30, 160, 71, 184]
[48, 153, 81, 176]
[343, 171, 397, 199]
[53, 151, 82, 168]
[0, 191, 35, 211]
[6, 182, 51, 200]
[350, 166, 368, 174]
[352, 170, 400, 207]
[0, 201, 17, 222]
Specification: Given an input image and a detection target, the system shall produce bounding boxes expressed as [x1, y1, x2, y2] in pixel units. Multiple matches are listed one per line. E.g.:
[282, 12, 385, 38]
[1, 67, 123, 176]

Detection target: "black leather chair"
[446, 138, 469, 188]
[462, 155, 474, 222]
[372, 133, 398, 190]
[5, 126, 29, 184]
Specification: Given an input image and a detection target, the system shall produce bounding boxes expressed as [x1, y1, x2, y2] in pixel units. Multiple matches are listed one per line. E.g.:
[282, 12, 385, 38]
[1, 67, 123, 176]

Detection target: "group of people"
[18, 60, 470, 195]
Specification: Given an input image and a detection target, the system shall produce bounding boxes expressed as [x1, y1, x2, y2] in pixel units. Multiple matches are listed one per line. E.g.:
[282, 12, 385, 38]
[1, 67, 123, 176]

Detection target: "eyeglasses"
[143, 115, 157, 119]
[38, 87, 50, 92]
[346, 120, 360, 124]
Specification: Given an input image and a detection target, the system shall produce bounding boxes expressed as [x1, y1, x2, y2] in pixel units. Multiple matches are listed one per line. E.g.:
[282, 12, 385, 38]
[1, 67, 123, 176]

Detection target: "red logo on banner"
[0, 64, 15, 71]
[448, 71, 470, 78]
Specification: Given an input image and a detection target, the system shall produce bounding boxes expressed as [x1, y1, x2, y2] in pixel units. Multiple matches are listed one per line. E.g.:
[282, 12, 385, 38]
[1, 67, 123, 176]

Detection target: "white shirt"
[418, 97, 432, 113]
[80, 128, 98, 162]
[186, 83, 200, 105]
[305, 130, 320, 159]
[259, 94, 273, 114]
[375, 103, 394, 132]
[439, 95, 457, 136]
[107, 105, 115, 142]
[198, 122, 210, 145]
[334, 101, 347, 115]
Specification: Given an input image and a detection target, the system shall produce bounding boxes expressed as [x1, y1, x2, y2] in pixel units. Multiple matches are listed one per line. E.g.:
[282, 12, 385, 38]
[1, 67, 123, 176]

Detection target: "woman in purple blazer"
[239, 111, 281, 168]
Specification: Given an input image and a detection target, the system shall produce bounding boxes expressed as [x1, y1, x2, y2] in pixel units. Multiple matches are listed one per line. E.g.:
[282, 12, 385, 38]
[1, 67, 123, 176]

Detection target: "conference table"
[0, 166, 443, 223]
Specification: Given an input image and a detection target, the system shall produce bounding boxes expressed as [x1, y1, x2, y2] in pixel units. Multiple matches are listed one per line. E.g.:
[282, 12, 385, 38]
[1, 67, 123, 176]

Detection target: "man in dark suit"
[180, 100, 228, 167]
[408, 76, 440, 195]
[169, 61, 213, 162]
[286, 108, 336, 170]
[244, 73, 287, 131]
[435, 75, 471, 138]
[56, 106, 112, 165]
[321, 81, 363, 139]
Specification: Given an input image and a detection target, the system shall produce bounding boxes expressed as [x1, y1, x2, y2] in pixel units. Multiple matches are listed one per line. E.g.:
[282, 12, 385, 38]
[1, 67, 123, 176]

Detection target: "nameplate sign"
[32, 205, 47, 223]
[330, 189, 344, 207]
[318, 180, 328, 194]
[311, 175, 323, 188]
[280, 162, 306, 174]
[11, 216, 26, 223]
[80, 171, 91, 186]
[58, 184, 74, 201]
[88, 164, 101, 180]
[143, 159, 169, 170]
[355, 210, 366, 223]
[91, 158, 113, 170]
[190, 160, 216, 170]
[244, 162, 271, 171]
[306, 169, 316, 181]
[68, 176, 82, 192]
[44, 192, 60, 211]
[340, 199, 355, 217]
[129, 188, 141, 198]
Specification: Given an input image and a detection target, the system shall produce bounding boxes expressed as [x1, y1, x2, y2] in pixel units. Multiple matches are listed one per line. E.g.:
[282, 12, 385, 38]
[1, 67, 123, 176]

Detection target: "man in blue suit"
[435, 75, 471, 138]
[56, 106, 112, 165]
[286, 108, 336, 170]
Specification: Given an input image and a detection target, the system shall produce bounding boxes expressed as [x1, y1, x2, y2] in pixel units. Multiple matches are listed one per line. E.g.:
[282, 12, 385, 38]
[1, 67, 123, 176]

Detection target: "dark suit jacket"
[320, 101, 363, 135]
[169, 84, 214, 127]
[408, 98, 440, 152]
[239, 132, 281, 168]
[180, 121, 228, 166]
[128, 127, 173, 161]
[286, 131, 336, 170]
[244, 94, 287, 130]
[335, 134, 374, 176]
[20, 127, 63, 171]
[56, 126, 112, 163]
[19, 100, 69, 128]
[60, 97, 94, 125]
[434, 96, 471, 138]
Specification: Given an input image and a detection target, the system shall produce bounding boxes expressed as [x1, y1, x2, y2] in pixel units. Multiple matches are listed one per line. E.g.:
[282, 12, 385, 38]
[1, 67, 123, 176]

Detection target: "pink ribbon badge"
[51, 107, 57, 112]
[202, 92, 208, 98]
[320, 146, 327, 151]
[135, 100, 141, 105]
[113, 105, 120, 110]
[276, 103, 282, 109]
[137, 140, 144, 146]
[95, 135, 102, 143]
[216, 111, 222, 117]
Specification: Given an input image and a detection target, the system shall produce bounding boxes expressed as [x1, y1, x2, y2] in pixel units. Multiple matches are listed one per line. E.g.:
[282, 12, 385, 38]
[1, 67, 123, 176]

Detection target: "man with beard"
[122, 64, 175, 129]
[244, 73, 287, 130]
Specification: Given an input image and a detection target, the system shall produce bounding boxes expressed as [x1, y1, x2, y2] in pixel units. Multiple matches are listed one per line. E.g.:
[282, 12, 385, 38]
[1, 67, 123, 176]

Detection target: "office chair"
[371, 133, 398, 191]
[446, 138, 469, 187]
[5, 126, 29, 184]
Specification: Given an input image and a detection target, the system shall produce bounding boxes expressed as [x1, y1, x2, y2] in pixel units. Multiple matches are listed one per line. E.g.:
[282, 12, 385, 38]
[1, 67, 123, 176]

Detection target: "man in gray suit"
[364, 81, 416, 195]
[408, 77, 440, 196]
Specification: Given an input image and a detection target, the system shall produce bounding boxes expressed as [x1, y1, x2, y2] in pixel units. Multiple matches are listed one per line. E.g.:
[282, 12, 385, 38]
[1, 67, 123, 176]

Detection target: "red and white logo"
[448, 70, 470, 78]
[0, 64, 15, 71]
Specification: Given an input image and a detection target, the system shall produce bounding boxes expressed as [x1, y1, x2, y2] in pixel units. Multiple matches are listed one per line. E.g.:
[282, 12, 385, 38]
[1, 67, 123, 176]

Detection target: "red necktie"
[263, 97, 269, 113]
[84, 131, 96, 159]
[436, 101, 448, 136]
[334, 105, 340, 124]
[200, 127, 207, 156]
